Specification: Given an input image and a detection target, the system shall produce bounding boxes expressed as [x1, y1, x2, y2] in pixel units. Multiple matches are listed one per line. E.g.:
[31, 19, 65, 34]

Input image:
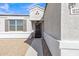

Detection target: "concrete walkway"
[31, 38, 43, 56]
[25, 38, 52, 56]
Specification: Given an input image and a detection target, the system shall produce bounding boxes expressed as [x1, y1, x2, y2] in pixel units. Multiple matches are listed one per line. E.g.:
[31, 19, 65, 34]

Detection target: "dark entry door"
[35, 22, 42, 38]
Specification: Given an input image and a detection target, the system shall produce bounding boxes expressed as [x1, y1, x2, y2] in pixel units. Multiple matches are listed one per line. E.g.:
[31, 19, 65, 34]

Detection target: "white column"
[27, 18, 32, 32]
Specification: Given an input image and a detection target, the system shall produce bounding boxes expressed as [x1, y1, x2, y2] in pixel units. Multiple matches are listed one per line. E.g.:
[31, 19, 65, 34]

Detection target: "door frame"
[32, 21, 44, 38]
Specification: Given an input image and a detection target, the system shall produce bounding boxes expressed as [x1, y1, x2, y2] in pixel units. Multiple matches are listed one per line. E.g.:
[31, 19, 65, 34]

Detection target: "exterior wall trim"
[60, 40, 79, 50]
[0, 31, 33, 39]
[60, 40, 79, 56]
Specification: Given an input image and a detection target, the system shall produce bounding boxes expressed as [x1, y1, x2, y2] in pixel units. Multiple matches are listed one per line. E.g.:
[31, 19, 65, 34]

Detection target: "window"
[5, 19, 26, 31]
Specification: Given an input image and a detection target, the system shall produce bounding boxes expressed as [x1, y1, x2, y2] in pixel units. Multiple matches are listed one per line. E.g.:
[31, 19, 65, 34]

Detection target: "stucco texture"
[61, 3, 79, 40]
[44, 3, 61, 40]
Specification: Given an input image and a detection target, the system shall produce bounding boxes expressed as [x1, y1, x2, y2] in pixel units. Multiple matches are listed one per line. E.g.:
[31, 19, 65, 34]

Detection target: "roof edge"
[29, 5, 45, 10]
[0, 14, 29, 16]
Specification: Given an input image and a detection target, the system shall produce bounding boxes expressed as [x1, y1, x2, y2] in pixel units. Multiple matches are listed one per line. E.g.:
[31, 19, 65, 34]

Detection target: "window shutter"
[5, 20, 8, 32]
[23, 20, 26, 31]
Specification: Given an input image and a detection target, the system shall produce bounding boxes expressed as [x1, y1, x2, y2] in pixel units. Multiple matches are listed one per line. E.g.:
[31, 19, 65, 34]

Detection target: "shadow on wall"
[43, 32, 61, 56]
[44, 38, 61, 56]
[42, 38, 52, 56]
[24, 32, 55, 56]
[24, 33, 34, 45]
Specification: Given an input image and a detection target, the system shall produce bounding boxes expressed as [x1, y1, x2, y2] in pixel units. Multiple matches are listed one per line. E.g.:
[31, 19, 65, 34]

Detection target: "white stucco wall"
[61, 3, 79, 40]
[60, 3, 79, 56]
[44, 3, 61, 40]
[43, 3, 61, 56]
[43, 3, 79, 56]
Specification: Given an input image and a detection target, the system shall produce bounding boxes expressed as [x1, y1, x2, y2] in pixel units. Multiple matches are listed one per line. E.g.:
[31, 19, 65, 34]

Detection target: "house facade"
[0, 5, 44, 56]
[0, 3, 79, 56]
[43, 3, 79, 56]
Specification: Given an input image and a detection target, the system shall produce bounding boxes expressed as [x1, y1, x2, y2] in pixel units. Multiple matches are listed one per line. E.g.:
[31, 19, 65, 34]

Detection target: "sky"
[0, 3, 46, 15]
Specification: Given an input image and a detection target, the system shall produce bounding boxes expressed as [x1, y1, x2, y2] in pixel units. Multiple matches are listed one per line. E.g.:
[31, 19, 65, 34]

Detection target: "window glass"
[17, 26, 23, 31]
[10, 20, 15, 26]
[17, 20, 23, 26]
[17, 20, 23, 31]
[9, 20, 15, 31]
[10, 26, 15, 31]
